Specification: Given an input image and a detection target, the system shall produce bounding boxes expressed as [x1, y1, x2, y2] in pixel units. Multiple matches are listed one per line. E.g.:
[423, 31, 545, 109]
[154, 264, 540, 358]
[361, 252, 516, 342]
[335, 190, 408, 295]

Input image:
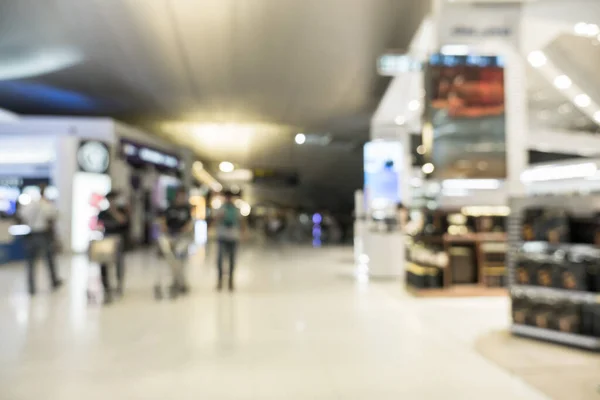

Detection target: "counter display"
[406, 209, 508, 296]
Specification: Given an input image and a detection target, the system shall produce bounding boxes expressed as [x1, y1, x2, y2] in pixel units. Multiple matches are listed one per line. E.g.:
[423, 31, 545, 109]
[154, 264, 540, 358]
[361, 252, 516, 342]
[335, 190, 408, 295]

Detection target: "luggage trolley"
[87, 235, 121, 304]
[155, 233, 193, 300]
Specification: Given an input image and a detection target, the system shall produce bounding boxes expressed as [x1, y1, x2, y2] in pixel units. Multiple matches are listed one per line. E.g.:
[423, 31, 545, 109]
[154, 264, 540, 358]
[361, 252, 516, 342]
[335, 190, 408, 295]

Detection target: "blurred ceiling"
[0, 0, 431, 210]
[528, 33, 600, 135]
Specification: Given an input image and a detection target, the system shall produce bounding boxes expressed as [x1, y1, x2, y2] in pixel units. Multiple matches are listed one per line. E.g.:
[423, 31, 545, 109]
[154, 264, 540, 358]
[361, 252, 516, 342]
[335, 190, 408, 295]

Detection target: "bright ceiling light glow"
[527, 51, 547, 68]
[574, 22, 589, 35]
[574, 94, 591, 107]
[575, 22, 600, 37]
[211, 198, 222, 210]
[553, 75, 572, 90]
[422, 163, 435, 174]
[521, 162, 597, 183]
[416, 145, 426, 155]
[240, 203, 251, 217]
[219, 161, 235, 173]
[594, 111, 600, 123]
[395, 116, 405, 125]
[409, 100, 420, 111]
[295, 133, 306, 145]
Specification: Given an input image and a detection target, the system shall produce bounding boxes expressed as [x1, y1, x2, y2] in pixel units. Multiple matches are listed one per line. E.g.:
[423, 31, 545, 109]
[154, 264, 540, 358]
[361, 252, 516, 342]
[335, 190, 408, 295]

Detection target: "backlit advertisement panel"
[426, 54, 506, 179]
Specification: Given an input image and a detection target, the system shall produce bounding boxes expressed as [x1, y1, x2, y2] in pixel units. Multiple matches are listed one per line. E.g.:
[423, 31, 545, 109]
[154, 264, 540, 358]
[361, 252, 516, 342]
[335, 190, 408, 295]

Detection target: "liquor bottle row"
[512, 295, 600, 337]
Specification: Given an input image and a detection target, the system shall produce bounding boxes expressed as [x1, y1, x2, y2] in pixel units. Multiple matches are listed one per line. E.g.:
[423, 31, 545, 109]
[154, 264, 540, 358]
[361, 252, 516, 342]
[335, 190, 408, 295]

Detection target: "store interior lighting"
[422, 163, 435, 174]
[192, 161, 222, 192]
[554, 75, 572, 90]
[295, 133, 306, 145]
[521, 162, 598, 183]
[394, 116, 405, 126]
[408, 100, 420, 111]
[219, 161, 235, 173]
[527, 51, 547, 68]
[574, 94, 591, 108]
[574, 22, 600, 37]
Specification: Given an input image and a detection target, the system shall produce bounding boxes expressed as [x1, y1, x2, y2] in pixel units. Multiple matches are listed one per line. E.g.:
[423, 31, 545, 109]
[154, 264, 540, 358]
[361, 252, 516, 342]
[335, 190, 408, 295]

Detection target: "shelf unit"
[511, 285, 600, 304]
[511, 324, 600, 350]
[508, 196, 600, 350]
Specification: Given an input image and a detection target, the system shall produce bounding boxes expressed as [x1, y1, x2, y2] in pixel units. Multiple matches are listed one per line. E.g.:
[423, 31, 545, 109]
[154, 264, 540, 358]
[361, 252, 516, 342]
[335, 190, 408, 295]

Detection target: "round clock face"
[78, 142, 109, 174]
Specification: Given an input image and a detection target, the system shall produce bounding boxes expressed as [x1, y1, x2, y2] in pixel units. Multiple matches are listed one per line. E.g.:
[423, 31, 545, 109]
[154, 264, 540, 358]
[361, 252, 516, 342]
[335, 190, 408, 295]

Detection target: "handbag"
[88, 236, 120, 264]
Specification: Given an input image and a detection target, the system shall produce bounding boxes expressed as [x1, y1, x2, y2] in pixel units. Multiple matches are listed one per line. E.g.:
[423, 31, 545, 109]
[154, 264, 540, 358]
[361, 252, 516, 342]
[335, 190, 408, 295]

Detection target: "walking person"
[158, 187, 193, 297]
[215, 191, 244, 291]
[18, 184, 63, 295]
[97, 191, 128, 303]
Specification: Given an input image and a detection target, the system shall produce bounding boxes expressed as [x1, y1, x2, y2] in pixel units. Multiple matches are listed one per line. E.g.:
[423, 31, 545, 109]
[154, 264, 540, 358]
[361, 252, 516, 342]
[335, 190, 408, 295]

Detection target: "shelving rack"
[508, 196, 600, 350]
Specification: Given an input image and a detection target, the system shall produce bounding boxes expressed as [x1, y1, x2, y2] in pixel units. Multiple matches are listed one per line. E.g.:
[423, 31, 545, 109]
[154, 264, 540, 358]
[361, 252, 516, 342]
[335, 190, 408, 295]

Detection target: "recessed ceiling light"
[395, 116, 405, 125]
[594, 111, 600, 123]
[527, 51, 547, 68]
[416, 145, 426, 155]
[574, 94, 591, 108]
[409, 100, 420, 111]
[554, 75, 572, 90]
[219, 161, 234, 173]
[295, 133, 306, 144]
[575, 22, 589, 35]
[422, 163, 435, 174]
[574, 22, 599, 37]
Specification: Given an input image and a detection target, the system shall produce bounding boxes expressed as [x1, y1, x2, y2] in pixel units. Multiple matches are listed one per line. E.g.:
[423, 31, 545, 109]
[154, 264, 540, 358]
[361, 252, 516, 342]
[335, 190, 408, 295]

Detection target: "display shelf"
[511, 324, 600, 350]
[511, 285, 600, 304]
[508, 196, 600, 350]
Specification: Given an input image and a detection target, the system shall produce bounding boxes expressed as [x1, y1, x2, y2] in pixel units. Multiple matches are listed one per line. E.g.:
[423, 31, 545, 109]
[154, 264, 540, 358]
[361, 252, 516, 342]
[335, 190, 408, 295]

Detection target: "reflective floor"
[0, 245, 549, 400]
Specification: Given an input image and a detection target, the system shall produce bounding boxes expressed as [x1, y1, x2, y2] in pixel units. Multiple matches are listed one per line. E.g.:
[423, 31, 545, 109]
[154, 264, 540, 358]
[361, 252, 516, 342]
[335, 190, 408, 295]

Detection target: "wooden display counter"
[406, 232, 507, 298]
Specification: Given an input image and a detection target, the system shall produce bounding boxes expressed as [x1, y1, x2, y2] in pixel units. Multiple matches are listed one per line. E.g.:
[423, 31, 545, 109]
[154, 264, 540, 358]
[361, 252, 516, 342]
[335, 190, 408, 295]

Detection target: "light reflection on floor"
[0, 245, 550, 400]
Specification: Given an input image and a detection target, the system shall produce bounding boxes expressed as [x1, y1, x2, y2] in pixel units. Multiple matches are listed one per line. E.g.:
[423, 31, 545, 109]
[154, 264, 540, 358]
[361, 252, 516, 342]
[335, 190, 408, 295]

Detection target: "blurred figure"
[97, 191, 128, 303]
[159, 187, 193, 296]
[18, 184, 62, 295]
[215, 191, 243, 291]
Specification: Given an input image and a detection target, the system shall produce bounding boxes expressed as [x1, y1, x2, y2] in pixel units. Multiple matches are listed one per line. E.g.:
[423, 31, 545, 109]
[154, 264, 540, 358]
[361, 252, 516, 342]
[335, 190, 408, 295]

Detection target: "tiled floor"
[476, 330, 600, 400]
[0, 244, 551, 399]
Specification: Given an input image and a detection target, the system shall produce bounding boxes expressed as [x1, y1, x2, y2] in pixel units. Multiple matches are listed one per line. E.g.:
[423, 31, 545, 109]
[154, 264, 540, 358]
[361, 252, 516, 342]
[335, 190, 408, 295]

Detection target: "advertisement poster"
[71, 172, 111, 253]
[363, 141, 403, 210]
[426, 53, 506, 179]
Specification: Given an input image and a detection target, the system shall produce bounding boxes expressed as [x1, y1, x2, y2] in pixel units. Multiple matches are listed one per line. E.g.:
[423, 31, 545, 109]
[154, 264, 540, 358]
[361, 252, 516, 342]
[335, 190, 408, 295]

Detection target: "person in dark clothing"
[159, 187, 193, 296]
[18, 184, 63, 295]
[97, 191, 128, 303]
[215, 191, 244, 291]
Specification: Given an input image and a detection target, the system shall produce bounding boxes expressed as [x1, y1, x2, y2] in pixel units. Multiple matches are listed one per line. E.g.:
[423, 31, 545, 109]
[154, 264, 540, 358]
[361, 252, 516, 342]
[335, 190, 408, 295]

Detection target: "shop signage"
[437, 3, 521, 46]
[77, 141, 110, 174]
[377, 53, 422, 76]
[121, 140, 180, 170]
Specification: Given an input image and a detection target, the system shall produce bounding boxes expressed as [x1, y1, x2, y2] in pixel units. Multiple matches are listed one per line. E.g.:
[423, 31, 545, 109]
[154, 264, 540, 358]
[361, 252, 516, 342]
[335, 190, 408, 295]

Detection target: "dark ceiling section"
[0, 0, 429, 209]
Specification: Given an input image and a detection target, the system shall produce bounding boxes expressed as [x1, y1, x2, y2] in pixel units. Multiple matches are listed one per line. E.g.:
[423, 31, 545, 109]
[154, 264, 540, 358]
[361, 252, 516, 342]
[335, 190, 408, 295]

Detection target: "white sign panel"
[437, 3, 522, 46]
[71, 172, 111, 253]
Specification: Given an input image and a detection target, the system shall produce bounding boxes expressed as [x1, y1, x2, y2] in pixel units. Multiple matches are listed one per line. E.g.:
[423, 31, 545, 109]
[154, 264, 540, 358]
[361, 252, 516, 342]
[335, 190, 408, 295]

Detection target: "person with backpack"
[215, 191, 244, 291]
